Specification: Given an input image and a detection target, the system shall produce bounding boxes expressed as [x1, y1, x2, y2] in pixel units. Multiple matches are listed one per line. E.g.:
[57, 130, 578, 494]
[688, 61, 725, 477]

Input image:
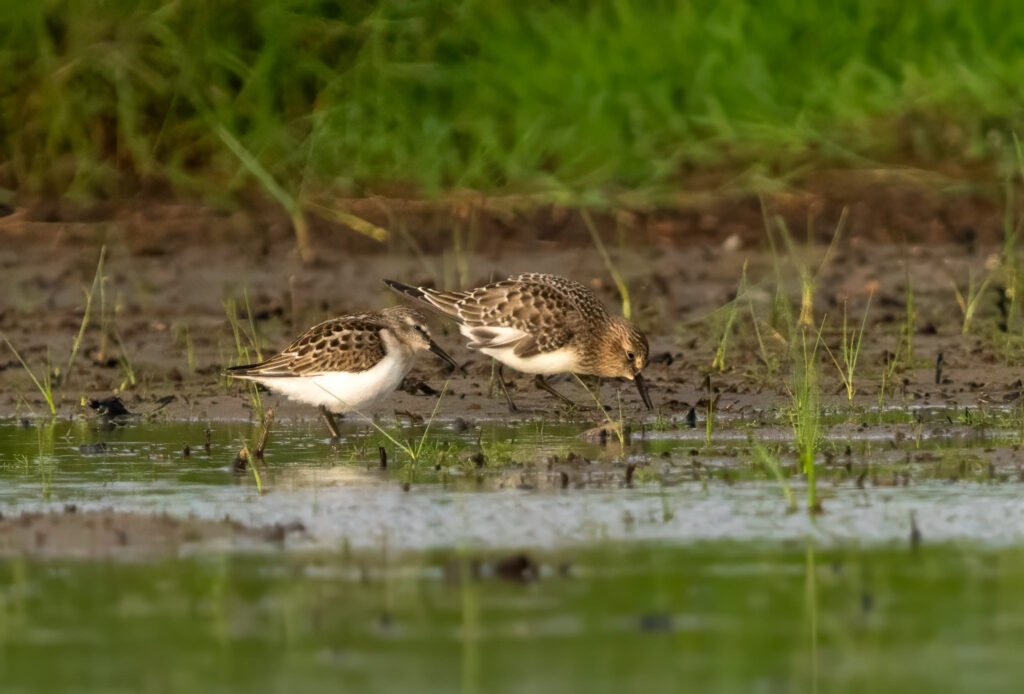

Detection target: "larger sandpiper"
[226, 306, 456, 435]
[384, 273, 652, 412]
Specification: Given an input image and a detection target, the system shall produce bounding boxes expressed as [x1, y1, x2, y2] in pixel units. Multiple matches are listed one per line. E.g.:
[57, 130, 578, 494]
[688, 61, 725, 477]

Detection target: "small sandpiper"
[384, 273, 652, 412]
[226, 306, 456, 435]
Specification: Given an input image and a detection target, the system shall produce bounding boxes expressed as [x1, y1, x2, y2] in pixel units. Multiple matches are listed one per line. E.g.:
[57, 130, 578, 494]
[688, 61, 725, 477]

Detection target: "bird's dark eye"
[627, 351, 635, 361]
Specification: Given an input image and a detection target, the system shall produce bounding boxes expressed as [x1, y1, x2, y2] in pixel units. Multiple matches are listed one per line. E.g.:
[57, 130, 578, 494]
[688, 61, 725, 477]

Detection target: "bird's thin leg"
[496, 363, 520, 413]
[534, 374, 577, 407]
[319, 405, 342, 439]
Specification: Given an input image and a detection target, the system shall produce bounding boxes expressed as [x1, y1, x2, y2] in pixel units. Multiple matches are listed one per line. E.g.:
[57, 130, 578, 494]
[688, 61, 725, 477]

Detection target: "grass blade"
[581, 210, 631, 319]
[64, 245, 106, 386]
[210, 122, 314, 265]
[1, 333, 55, 415]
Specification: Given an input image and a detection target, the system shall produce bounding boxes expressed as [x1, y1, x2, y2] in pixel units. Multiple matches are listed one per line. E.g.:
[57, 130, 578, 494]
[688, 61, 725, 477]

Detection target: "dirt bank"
[1, 169, 1014, 255]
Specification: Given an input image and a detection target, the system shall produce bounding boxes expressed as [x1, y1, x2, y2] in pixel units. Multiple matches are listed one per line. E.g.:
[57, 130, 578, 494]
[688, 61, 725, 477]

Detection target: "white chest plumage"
[253, 331, 413, 413]
[477, 344, 579, 375]
[458, 324, 580, 374]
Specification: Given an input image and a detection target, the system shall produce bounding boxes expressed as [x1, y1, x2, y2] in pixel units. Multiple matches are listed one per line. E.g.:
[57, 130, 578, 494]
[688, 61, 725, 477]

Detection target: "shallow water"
[5, 542, 1024, 692]
[0, 416, 1023, 549]
[3, 415, 1024, 692]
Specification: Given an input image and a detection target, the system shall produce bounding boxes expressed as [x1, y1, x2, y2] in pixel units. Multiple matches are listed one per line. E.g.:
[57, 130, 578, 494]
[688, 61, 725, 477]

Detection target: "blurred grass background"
[2, 0, 1023, 204]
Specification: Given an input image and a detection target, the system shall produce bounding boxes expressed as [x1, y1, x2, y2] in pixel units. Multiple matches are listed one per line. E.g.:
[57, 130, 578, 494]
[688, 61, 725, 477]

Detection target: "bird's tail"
[224, 363, 262, 379]
[383, 279, 466, 320]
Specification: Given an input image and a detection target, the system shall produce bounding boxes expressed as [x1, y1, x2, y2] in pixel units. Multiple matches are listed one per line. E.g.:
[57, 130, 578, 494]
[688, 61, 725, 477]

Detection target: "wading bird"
[384, 273, 652, 412]
[226, 307, 456, 435]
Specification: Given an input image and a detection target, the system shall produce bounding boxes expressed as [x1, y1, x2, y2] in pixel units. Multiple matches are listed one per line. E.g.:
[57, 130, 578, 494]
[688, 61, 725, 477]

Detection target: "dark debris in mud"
[443, 552, 544, 584]
[89, 396, 131, 418]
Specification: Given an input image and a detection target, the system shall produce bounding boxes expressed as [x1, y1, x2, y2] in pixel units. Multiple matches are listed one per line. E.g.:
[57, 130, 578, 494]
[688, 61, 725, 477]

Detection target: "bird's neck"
[575, 327, 620, 376]
[380, 330, 413, 363]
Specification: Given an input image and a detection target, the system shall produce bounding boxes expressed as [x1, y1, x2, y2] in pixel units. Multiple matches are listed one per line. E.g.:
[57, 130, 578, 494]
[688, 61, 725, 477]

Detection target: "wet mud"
[3, 179, 1024, 558]
[0, 181, 1019, 422]
[0, 509, 304, 560]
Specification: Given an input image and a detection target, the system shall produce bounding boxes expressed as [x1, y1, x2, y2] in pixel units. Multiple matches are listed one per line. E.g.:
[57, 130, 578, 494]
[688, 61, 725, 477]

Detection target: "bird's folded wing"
[507, 273, 609, 322]
[241, 318, 387, 376]
[454, 281, 580, 354]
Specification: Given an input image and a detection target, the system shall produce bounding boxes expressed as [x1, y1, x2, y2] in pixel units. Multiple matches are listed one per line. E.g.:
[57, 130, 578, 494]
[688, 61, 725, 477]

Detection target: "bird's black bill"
[634, 372, 654, 410]
[428, 339, 458, 371]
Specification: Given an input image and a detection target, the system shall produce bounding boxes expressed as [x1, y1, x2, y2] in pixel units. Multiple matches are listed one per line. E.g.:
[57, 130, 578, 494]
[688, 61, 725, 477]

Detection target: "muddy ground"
[1, 172, 1022, 423]
[0, 508, 306, 560]
[3, 175, 1024, 559]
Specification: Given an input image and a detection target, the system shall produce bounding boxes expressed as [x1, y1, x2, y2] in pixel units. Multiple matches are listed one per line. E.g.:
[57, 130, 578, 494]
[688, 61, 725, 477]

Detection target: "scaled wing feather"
[239, 317, 387, 376]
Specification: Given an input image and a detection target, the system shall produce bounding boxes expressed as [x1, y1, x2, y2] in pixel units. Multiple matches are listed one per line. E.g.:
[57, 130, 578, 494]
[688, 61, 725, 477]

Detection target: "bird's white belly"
[255, 354, 410, 413]
[478, 345, 578, 375]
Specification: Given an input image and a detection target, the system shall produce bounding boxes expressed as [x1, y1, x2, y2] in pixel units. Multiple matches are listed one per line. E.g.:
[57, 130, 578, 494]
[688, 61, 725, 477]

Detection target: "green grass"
[3, 0, 1024, 204]
[323, 380, 452, 470]
[224, 294, 264, 422]
[903, 260, 916, 364]
[823, 292, 872, 402]
[711, 261, 747, 372]
[0, 246, 108, 415]
[757, 197, 840, 514]
[790, 322, 824, 514]
[950, 263, 997, 335]
[773, 208, 846, 328]
[63, 246, 105, 388]
[997, 136, 1024, 347]
[582, 209, 631, 319]
[703, 374, 715, 445]
[573, 374, 626, 447]
[1, 334, 56, 415]
[751, 443, 796, 513]
[877, 331, 907, 414]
